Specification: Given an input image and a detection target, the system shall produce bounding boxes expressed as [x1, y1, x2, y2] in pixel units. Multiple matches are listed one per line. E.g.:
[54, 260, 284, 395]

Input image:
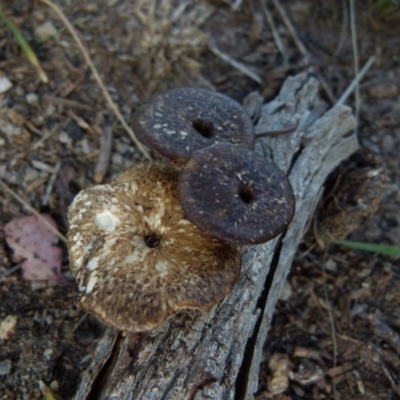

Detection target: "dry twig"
[336, 56, 375, 106]
[350, 0, 360, 135]
[259, 0, 287, 61]
[44, 95, 95, 111]
[208, 40, 263, 84]
[42, 161, 62, 206]
[271, 0, 309, 63]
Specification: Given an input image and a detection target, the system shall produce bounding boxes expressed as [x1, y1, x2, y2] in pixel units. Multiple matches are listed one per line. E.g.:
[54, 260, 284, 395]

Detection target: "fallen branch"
[74, 73, 358, 400]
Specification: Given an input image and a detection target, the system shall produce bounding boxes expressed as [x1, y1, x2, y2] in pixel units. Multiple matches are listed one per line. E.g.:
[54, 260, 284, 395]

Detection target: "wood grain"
[74, 73, 358, 400]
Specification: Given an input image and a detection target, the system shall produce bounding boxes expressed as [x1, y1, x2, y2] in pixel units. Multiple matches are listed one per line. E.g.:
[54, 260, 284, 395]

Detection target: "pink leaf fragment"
[4, 215, 64, 282]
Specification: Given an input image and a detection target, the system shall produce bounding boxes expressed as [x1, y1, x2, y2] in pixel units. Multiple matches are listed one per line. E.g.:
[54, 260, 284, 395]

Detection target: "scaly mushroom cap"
[132, 87, 255, 168]
[178, 143, 295, 244]
[68, 162, 241, 333]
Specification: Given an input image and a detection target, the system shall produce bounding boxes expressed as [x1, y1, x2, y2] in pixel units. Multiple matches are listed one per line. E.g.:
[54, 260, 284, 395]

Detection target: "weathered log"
[74, 73, 358, 400]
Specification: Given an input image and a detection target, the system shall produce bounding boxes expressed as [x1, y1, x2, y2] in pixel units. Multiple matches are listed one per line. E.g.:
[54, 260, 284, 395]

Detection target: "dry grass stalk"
[259, 0, 287, 62]
[93, 127, 113, 183]
[271, 0, 309, 63]
[208, 40, 263, 84]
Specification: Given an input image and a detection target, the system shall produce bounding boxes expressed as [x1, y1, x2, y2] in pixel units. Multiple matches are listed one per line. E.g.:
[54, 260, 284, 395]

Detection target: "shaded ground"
[0, 1, 399, 399]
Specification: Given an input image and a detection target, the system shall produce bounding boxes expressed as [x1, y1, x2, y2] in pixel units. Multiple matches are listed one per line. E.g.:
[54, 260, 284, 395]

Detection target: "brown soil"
[0, 1, 399, 399]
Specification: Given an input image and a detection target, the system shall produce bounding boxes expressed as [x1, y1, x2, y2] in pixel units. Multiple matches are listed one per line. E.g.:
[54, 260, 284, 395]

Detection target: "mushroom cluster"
[68, 87, 295, 333]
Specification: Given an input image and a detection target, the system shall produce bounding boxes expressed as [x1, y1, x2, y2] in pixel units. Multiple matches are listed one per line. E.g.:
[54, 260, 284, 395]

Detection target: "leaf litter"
[4, 214, 64, 282]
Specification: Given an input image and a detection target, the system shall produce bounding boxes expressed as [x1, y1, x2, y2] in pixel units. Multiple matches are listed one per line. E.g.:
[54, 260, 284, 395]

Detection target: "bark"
[74, 73, 358, 400]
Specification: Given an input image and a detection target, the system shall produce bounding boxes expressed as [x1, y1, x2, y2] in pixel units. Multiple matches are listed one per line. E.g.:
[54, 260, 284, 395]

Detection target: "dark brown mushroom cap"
[132, 87, 255, 168]
[68, 162, 241, 333]
[178, 143, 295, 244]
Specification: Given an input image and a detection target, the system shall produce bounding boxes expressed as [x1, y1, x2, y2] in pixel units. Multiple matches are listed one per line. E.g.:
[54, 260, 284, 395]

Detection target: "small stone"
[112, 153, 124, 166]
[325, 258, 338, 273]
[50, 380, 59, 391]
[78, 138, 91, 154]
[115, 140, 129, 154]
[0, 359, 12, 376]
[45, 104, 56, 117]
[0, 315, 17, 340]
[24, 166, 40, 182]
[31, 281, 48, 291]
[43, 348, 54, 361]
[350, 303, 368, 319]
[65, 120, 84, 140]
[5, 170, 21, 185]
[35, 21, 58, 42]
[58, 131, 72, 145]
[26, 93, 39, 105]
[289, 359, 324, 386]
[0, 76, 12, 93]
[268, 353, 291, 395]
[381, 134, 394, 153]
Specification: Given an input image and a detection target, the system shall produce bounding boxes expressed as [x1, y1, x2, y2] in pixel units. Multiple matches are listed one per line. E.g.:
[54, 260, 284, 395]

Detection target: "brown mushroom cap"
[68, 162, 241, 333]
[178, 143, 295, 244]
[132, 87, 255, 168]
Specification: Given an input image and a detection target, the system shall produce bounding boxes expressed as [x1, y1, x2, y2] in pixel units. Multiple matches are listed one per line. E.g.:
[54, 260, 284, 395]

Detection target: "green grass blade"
[0, 6, 48, 83]
[338, 240, 400, 257]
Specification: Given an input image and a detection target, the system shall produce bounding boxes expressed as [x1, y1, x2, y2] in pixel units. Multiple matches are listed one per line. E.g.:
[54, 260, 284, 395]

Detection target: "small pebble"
[26, 93, 39, 105]
[0, 359, 12, 376]
[65, 120, 84, 140]
[43, 348, 54, 361]
[58, 131, 72, 145]
[325, 258, 338, 273]
[24, 166, 40, 182]
[45, 104, 56, 117]
[112, 153, 124, 166]
[79, 138, 91, 154]
[0, 76, 12, 93]
[0, 315, 17, 340]
[5, 170, 22, 185]
[381, 134, 394, 153]
[46, 314, 54, 325]
[35, 21, 58, 42]
[50, 380, 59, 390]
[115, 140, 129, 154]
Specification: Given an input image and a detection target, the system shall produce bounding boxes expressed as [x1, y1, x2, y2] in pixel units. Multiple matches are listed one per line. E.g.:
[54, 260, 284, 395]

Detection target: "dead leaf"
[4, 215, 64, 282]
